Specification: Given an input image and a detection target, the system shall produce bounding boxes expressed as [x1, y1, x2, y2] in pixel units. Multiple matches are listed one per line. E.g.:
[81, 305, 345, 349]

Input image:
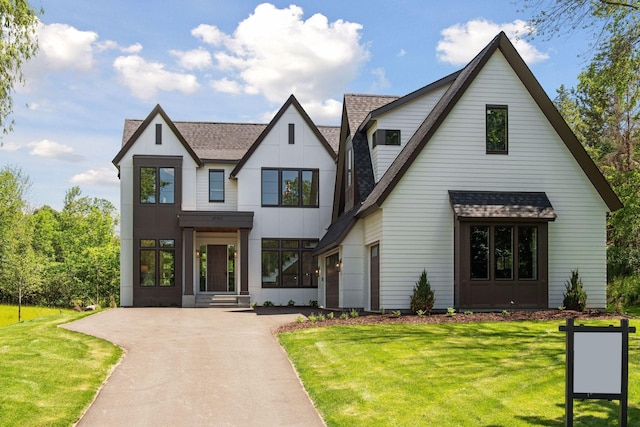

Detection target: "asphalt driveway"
[63, 308, 324, 426]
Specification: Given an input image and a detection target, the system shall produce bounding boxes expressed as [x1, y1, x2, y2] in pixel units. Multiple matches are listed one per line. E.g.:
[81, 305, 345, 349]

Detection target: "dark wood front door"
[207, 245, 228, 292]
[370, 245, 380, 311]
[326, 253, 339, 308]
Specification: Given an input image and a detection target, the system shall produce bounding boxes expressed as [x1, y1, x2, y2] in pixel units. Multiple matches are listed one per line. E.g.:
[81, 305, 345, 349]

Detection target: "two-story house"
[114, 32, 620, 310]
[113, 95, 339, 307]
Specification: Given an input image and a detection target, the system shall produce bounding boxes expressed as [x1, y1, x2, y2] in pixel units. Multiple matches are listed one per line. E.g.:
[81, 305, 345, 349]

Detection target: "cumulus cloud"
[0, 141, 22, 152]
[113, 55, 200, 100]
[196, 3, 369, 120]
[437, 19, 549, 66]
[35, 22, 98, 72]
[96, 40, 143, 53]
[28, 139, 83, 162]
[170, 47, 213, 70]
[70, 167, 119, 186]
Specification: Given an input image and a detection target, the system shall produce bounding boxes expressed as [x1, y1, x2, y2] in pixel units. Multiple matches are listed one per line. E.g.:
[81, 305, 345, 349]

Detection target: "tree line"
[0, 166, 119, 308]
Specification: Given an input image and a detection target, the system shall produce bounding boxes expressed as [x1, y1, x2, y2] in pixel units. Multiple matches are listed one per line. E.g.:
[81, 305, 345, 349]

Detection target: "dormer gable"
[113, 104, 202, 167]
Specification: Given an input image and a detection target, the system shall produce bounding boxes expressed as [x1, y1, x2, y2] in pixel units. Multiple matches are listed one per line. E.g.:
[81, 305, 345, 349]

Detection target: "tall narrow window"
[262, 169, 279, 206]
[288, 123, 295, 144]
[209, 170, 225, 202]
[518, 226, 538, 279]
[346, 148, 353, 187]
[486, 105, 508, 153]
[158, 167, 175, 204]
[302, 170, 319, 206]
[140, 168, 157, 204]
[470, 226, 489, 279]
[494, 226, 513, 279]
[155, 123, 162, 145]
[281, 170, 299, 206]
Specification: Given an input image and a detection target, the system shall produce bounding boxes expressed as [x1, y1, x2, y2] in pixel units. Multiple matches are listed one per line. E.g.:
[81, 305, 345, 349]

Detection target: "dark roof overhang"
[178, 210, 253, 230]
[448, 190, 556, 221]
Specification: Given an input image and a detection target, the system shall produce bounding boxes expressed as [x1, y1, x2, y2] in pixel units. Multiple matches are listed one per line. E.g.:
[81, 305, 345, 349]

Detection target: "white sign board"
[573, 332, 622, 394]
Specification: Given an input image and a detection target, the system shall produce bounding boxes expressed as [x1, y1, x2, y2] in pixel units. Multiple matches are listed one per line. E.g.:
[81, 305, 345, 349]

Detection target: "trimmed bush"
[563, 269, 587, 312]
[410, 270, 435, 314]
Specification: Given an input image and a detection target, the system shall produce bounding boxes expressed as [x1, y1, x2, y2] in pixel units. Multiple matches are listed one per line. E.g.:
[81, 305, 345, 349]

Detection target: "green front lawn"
[0, 304, 75, 327]
[0, 310, 122, 427]
[279, 320, 640, 426]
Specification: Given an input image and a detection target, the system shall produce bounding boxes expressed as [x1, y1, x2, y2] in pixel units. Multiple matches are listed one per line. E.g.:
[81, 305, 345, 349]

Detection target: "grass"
[0, 304, 75, 327]
[0, 309, 122, 427]
[279, 320, 640, 426]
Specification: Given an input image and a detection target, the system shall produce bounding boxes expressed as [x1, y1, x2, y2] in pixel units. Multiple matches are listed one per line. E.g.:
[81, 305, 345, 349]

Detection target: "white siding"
[116, 114, 199, 306]
[235, 104, 336, 305]
[195, 164, 238, 210]
[376, 51, 608, 310]
[368, 85, 450, 181]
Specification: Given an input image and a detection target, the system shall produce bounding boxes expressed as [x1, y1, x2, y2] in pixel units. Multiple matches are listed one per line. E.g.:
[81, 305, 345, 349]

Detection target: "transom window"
[486, 105, 508, 153]
[139, 239, 175, 287]
[261, 239, 318, 288]
[140, 166, 175, 204]
[372, 129, 401, 147]
[209, 170, 225, 202]
[470, 224, 538, 281]
[261, 168, 319, 207]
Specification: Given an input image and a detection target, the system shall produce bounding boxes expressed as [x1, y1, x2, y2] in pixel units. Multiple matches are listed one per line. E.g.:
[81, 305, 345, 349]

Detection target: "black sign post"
[559, 318, 635, 427]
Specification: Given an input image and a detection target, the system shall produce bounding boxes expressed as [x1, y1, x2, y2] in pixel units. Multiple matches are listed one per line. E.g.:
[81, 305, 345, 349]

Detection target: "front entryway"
[207, 245, 228, 292]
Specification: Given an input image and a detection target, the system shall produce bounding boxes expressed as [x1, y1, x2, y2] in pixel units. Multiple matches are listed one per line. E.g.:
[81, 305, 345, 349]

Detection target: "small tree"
[563, 269, 588, 312]
[410, 270, 435, 314]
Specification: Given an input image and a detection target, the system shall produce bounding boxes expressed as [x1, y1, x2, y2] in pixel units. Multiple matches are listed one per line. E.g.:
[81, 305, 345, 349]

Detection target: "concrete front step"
[195, 294, 251, 308]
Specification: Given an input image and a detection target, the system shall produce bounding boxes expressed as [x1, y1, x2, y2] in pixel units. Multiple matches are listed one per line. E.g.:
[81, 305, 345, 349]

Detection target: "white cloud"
[170, 47, 213, 70]
[97, 40, 143, 54]
[192, 24, 229, 46]
[0, 141, 23, 152]
[398, 49, 407, 57]
[35, 22, 98, 71]
[260, 98, 342, 125]
[113, 55, 200, 100]
[436, 19, 549, 66]
[199, 3, 369, 121]
[210, 78, 242, 94]
[28, 139, 83, 162]
[70, 167, 119, 186]
[370, 68, 390, 92]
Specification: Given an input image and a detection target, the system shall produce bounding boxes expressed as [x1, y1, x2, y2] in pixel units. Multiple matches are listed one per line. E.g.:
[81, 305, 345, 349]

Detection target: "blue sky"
[0, 0, 593, 212]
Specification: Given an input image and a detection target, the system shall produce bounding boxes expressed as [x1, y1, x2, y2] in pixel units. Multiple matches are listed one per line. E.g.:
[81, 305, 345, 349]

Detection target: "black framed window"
[346, 147, 353, 188]
[139, 239, 175, 287]
[209, 170, 225, 202]
[372, 129, 401, 147]
[261, 168, 319, 207]
[486, 105, 508, 153]
[139, 166, 174, 204]
[261, 239, 318, 287]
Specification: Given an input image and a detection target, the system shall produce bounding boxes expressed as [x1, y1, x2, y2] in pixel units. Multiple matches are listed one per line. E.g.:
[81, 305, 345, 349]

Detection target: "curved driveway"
[63, 308, 324, 427]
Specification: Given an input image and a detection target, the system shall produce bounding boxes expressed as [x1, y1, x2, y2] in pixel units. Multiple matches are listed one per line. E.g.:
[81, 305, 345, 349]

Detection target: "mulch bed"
[275, 309, 632, 334]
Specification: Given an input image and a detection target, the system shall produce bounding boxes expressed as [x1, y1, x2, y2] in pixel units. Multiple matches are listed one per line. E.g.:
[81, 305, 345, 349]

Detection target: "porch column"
[240, 228, 249, 295]
[183, 227, 194, 296]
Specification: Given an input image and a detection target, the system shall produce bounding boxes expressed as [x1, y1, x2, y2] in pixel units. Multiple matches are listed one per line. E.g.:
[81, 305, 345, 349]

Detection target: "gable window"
[346, 147, 353, 188]
[372, 129, 400, 147]
[209, 170, 225, 202]
[155, 123, 162, 145]
[139, 239, 175, 287]
[261, 168, 319, 207]
[486, 105, 508, 153]
[261, 239, 318, 287]
[140, 166, 174, 204]
[288, 123, 295, 144]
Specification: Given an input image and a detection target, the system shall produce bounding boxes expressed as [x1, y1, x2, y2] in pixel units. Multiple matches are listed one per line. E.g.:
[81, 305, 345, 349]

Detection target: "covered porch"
[178, 210, 253, 307]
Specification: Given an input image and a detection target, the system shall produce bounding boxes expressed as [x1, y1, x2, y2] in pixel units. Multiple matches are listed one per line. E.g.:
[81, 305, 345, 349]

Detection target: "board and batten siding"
[195, 164, 238, 210]
[116, 114, 199, 306]
[376, 51, 609, 310]
[367, 85, 450, 182]
[234, 104, 336, 305]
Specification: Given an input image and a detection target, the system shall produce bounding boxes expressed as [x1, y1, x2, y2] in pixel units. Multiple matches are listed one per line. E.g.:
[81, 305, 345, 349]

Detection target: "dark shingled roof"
[352, 131, 375, 201]
[343, 94, 398, 135]
[313, 206, 359, 255]
[448, 191, 556, 220]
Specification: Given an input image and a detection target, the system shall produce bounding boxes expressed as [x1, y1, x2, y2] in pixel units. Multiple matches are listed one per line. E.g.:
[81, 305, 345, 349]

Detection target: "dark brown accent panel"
[240, 229, 249, 295]
[370, 244, 380, 311]
[326, 253, 340, 308]
[133, 155, 183, 307]
[183, 228, 194, 296]
[178, 211, 253, 229]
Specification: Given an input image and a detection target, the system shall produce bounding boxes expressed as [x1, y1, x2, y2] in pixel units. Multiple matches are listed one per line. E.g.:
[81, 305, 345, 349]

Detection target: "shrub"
[350, 308, 359, 318]
[263, 300, 274, 307]
[563, 269, 587, 312]
[410, 270, 435, 314]
[340, 312, 349, 320]
[287, 299, 295, 307]
[326, 311, 334, 320]
[607, 275, 640, 312]
[309, 300, 318, 308]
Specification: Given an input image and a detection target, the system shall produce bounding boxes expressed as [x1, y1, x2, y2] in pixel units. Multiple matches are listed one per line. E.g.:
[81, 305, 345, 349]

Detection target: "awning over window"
[448, 190, 556, 220]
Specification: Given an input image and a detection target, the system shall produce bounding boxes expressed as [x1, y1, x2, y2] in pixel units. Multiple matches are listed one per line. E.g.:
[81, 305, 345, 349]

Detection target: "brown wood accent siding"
[183, 228, 194, 296]
[133, 155, 183, 307]
[240, 228, 249, 295]
[456, 220, 548, 309]
[370, 244, 380, 311]
[326, 253, 340, 308]
[207, 245, 228, 292]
